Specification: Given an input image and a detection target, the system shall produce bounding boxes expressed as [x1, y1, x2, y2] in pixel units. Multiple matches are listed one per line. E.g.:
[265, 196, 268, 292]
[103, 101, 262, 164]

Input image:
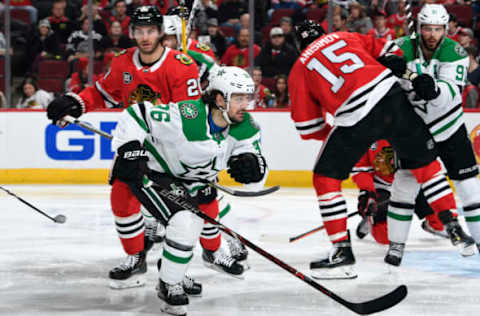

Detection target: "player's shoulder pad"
[229, 112, 260, 141]
[177, 99, 209, 141]
[195, 42, 211, 52]
[393, 35, 414, 59]
[174, 52, 194, 65]
[437, 37, 468, 62]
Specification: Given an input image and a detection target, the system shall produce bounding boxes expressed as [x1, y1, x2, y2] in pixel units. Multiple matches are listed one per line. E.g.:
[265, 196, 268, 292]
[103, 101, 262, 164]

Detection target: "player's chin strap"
[62, 115, 279, 197]
[214, 95, 232, 125]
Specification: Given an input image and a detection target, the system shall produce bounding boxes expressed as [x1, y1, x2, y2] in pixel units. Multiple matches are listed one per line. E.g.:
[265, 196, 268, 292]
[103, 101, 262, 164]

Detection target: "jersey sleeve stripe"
[126, 106, 150, 133]
[294, 117, 325, 127]
[380, 41, 400, 56]
[95, 81, 121, 108]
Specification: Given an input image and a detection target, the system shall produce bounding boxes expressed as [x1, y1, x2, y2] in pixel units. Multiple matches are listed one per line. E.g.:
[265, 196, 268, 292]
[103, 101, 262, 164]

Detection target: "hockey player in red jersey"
[289, 20, 473, 279]
[352, 139, 452, 245]
[46, 6, 201, 289]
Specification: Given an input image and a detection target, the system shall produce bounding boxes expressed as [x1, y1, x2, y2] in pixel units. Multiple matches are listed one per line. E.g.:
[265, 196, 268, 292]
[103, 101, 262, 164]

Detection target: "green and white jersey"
[112, 99, 263, 193]
[395, 35, 469, 142]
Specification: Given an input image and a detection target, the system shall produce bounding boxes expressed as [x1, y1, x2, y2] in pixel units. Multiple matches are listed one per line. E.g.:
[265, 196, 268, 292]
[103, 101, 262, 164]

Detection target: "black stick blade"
[54, 215, 67, 224]
[228, 185, 280, 197]
[347, 285, 407, 315]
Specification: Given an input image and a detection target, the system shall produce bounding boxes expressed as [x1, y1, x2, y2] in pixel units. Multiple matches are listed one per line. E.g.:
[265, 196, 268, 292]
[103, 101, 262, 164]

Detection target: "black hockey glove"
[110, 141, 149, 185]
[412, 74, 440, 101]
[377, 54, 406, 78]
[357, 190, 377, 218]
[227, 153, 266, 184]
[46, 93, 84, 125]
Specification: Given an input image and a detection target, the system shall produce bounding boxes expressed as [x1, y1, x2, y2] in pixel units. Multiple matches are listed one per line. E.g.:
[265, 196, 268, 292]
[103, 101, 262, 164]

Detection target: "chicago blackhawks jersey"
[112, 99, 263, 192]
[289, 32, 401, 140]
[79, 47, 200, 110]
[351, 139, 395, 192]
[395, 35, 469, 142]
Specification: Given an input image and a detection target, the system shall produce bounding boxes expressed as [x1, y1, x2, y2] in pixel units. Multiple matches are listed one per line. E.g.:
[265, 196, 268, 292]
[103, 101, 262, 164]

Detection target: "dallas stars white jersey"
[395, 35, 469, 142]
[112, 99, 263, 192]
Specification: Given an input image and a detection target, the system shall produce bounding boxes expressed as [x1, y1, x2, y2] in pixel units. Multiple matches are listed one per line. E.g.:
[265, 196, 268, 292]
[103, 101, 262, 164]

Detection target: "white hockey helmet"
[417, 4, 449, 33]
[162, 15, 182, 49]
[207, 66, 255, 123]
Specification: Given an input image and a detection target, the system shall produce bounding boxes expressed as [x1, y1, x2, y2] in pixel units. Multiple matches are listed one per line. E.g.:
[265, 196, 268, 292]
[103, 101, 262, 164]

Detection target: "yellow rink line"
[0, 169, 358, 188]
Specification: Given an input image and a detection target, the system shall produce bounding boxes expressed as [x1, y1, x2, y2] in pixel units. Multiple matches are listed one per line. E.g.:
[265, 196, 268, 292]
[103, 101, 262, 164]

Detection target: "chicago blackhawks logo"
[180, 103, 198, 119]
[196, 43, 211, 52]
[175, 54, 193, 65]
[470, 124, 480, 164]
[128, 84, 161, 104]
[373, 146, 395, 176]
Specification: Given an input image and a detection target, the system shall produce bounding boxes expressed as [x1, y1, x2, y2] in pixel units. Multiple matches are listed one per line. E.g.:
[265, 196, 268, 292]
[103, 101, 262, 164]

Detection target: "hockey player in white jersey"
[385, 3, 478, 265]
[110, 66, 266, 315]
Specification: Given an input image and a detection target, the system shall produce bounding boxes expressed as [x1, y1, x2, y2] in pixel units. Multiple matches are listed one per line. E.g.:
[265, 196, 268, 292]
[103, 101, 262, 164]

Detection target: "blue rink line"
[403, 251, 480, 278]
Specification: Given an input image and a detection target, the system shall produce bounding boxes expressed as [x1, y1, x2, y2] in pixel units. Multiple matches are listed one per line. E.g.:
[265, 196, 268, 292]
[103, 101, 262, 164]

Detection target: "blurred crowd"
[0, 0, 478, 109]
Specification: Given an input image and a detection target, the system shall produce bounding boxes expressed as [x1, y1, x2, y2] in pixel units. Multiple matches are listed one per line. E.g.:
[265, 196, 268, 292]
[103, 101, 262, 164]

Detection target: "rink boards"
[1, 110, 480, 186]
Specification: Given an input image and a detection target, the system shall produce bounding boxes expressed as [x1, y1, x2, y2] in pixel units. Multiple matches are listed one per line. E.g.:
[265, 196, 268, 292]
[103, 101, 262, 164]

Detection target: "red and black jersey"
[289, 32, 401, 140]
[386, 13, 406, 38]
[187, 39, 216, 60]
[351, 139, 395, 192]
[79, 47, 200, 111]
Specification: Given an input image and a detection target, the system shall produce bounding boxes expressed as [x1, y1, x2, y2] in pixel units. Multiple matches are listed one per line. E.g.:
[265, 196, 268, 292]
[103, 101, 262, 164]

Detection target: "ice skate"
[445, 220, 477, 257]
[310, 235, 357, 280]
[226, 236, 250, 270]
[356, 216, 371, 239]
[157, 280, 188, 316]
[384, 242, 405, 266]
[202, 247, 244, 278]
[421, 219, 448, 239]
[157, 259, 202, 296]
[109, 250, 147, 289]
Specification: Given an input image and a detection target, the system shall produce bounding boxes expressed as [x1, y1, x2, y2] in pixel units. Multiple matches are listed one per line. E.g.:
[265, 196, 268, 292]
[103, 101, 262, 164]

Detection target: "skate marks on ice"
[1, 186, 480, 315]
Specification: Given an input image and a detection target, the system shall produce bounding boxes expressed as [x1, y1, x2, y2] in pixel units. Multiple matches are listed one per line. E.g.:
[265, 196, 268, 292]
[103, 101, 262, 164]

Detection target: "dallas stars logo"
[216, 69, 226, 77]
[179, 157, 220, 179]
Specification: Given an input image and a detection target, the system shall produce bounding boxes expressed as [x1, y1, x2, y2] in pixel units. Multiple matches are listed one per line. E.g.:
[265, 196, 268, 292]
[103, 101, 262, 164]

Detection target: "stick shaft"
[0, 186, 58, 222]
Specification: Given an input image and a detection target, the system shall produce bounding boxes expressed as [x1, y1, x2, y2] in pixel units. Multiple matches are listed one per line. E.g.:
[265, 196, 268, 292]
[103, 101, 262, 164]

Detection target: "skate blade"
[310, 265, 357, 280]
[460, 242, 478, 257]
[159, 301, 187, 316]
[203, 261, 245, 280]
[109, 275, 146, 290]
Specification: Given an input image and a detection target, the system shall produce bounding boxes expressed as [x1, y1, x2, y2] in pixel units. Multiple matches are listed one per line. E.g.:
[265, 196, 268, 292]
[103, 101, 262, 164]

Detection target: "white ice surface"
[1, 186, 479, 316]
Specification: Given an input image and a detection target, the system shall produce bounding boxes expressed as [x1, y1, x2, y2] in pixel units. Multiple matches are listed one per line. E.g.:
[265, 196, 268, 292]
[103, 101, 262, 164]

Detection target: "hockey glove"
[227, 153, 266, 184]
[357, 190, 377, 218]
[47, 93, 84, 125]
[110, 141, 149, 185]
[377, 54, 407, 78]
[412, 74, 440, 101]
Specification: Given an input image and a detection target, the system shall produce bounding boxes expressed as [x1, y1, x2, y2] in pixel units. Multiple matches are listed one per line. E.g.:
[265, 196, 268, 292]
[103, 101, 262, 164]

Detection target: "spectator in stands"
[102, 20, 133, 53]
[48, 0, 76, 44]
[66, 17, 104, 63]
[206, 18, 227, 59]
[270, 0, 303, 14]
[218, 0, 247, 27]
[107, 0, 131, 37]
[332, 9, 349, 32]
[0, 30, 12, 56]
[28, 18, 62, 73]
[279, 16, 297, 50]
[238, 13, 262, 45]
[255, 27, 298, 77]
[16, 76, 54, 109]
[221, 27, 260, 68]
[347, 2, 372, 34]
[142, 0, 178, 15]
[457, 28, 474, 49]
[193, 0, 219, 35]
[127, 0, 143, 16]
[78, 4, 108, 36]
[3, 0, 38, 25]
[464, 46, 480, 108]
[386, 0, 406, 38]
[82, 0, 109, 9]
[367, 9, 395, 40]
[251, 67, 271, 109]
[447, 13, 462, 42]
[267, 74, 290, 108]
[66, 57, 100, 94]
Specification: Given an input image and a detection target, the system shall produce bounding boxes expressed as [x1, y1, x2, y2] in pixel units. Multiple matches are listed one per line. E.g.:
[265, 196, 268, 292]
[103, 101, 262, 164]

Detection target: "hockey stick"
[62, 116, 280, 198]
[289, 212, 358, 243]
[0, 186, 67, 224]
[153, 186, 407, 315]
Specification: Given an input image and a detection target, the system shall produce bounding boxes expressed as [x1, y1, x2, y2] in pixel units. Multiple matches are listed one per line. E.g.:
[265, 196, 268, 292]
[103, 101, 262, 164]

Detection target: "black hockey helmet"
[131, 5, 163, 28]
[295, 20, 325, 51]
[166, 6, 189, 18]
